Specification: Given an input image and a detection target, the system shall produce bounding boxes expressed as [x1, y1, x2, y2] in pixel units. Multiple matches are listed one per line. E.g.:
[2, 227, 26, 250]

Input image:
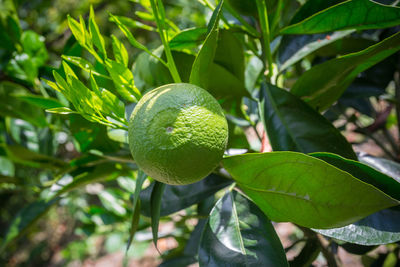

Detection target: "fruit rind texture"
[128, 83, 229, 185]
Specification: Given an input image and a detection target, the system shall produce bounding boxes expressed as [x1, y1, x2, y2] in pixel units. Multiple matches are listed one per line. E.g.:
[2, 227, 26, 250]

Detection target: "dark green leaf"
[289, 0, 344, 25]
[0, 198, 59, 253]
[223, 152, 399, 229]
[127, 170, 147, 251]
[281, 0, 400, 34]
[311, 152, 400, 201]
[199, 190, 288, 267]
[3, 144, 67, 170]
[277, 30, 353, 71]
[140, 174, 232, 217]
[150, 181, 166, 251]
[259, 83, 356, 159]
[0, 82, 47, 127]
[189, 0, 223, 89]
[291, 31, 400, 111]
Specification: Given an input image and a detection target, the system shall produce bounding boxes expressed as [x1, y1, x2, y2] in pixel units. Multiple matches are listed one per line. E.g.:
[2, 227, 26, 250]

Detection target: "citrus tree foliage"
[1, 0, 400, 265]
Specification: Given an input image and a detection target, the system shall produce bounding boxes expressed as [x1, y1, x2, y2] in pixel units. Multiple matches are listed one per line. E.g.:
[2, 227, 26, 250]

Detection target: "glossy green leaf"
[61, 55, 109, 78]
[281, 0, 400, 35]
[111, 35, 129, 67]
[127, 170, 147, 250]
[89, 5, 106, 57]
[311, 152, 400, 201]
[223, 152, 399, 229]
[199, 190, 288, 267]
[0, 156, 14, 176]
[140, 174, 232, 217]
[67, 15, 85, 46]
[150, 181, 166, 251]
[314, 208, 400, 245]
[259, 83, 357, 160]
[189, 0, 223, 89]
[46, 107, 77, 115]
[0, 197, 59, 253]
[105, 59, 140, 102]
[169, 28, 207, 51]
[109, 14, 153, 55]
[289, 0, 344, 25]
[291, 32, 400, 111]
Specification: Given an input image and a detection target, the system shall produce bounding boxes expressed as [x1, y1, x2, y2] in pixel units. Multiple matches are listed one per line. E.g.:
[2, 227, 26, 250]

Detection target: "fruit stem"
[149, 0, 182, 83]
[256, 0, 273, 82]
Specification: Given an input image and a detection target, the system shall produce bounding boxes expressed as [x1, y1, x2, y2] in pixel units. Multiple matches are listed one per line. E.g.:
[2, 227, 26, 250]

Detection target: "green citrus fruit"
[128, 83, 229, 185]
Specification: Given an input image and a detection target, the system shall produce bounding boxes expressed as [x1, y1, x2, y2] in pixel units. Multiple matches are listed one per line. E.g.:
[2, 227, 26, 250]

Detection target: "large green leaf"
[313, 154, 400, 245]
[0, 198, 60, 253]
[259, 83, 356, 160]
[311, 152, 400, 201]
[314, 208, 400, 245]
[199, 190, 288, 267]
[189, 0, 223, 89]
[223, 152, 399, 229]
[291, 32, 400, 111]
[281, 0, 400, 34]
[140, 174, 232, 217]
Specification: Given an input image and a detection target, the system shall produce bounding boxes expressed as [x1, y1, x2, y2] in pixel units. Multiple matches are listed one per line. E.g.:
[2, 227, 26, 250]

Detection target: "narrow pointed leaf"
[89, 5, 106, 57]
[291, 32, 400, 111]
[111, 35, 129, 67]
[127, 170, 147, 251]
[259, 83, 356, 160]
[67, 15, 85, 46]
[199, 190, 288, 267]
[223, 152, 399, 229]
[150, 181, 166, 252]
[189, 0, 223, 89]
[281, 0, 400, 35]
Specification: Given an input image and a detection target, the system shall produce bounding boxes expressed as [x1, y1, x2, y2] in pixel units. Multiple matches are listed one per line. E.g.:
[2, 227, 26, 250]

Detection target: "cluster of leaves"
[2, 0, 400, 266]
